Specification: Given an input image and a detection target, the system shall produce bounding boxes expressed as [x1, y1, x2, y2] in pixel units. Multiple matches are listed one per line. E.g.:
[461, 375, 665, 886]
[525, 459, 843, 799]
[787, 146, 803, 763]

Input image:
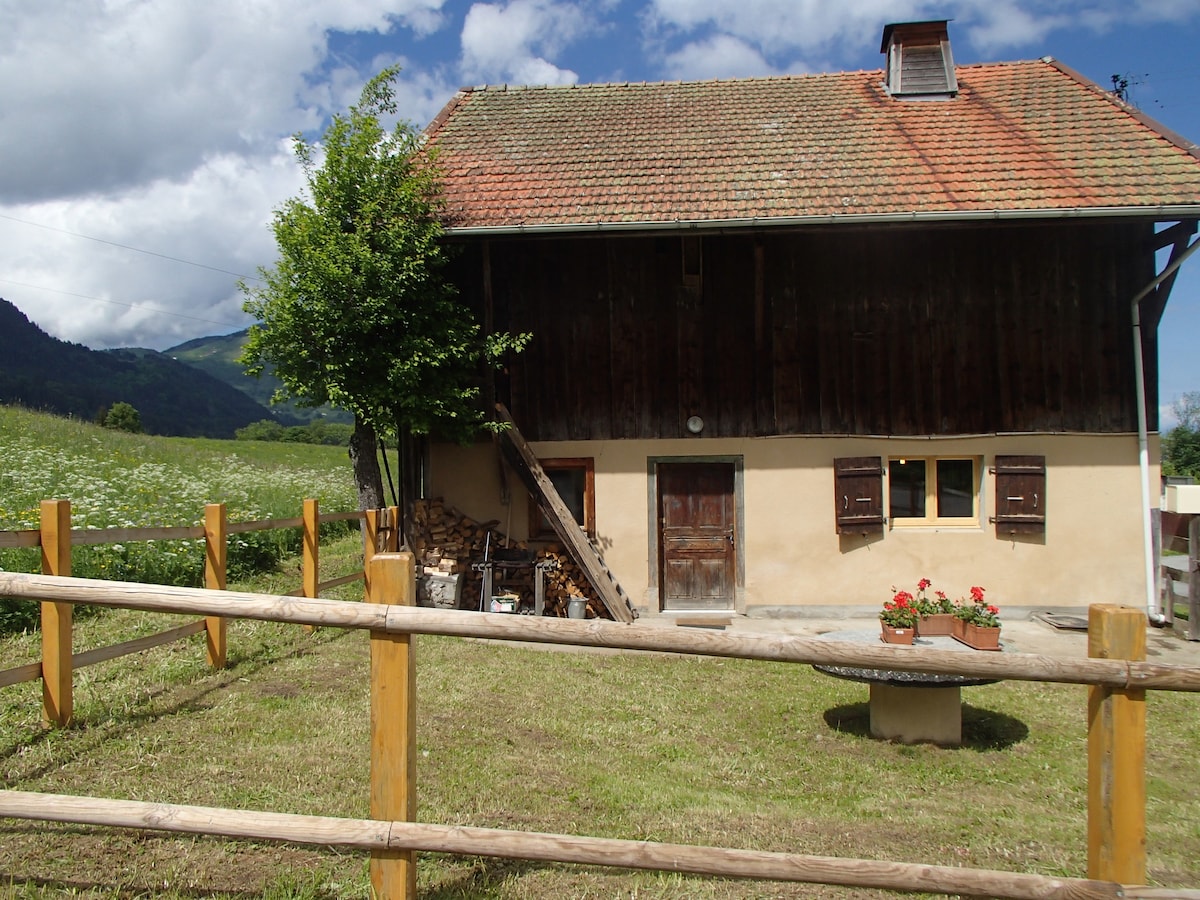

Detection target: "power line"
[0, 212, 264, 282]
[0, 277, 247, 331]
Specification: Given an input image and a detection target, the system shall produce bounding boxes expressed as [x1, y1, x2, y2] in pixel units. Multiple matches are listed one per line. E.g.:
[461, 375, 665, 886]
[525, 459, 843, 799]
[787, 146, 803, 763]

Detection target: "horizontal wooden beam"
[0, 530, 40, 549]
[71, 525, 204, 546]
[3, 573, 1199, 692]
[0, 790, 1126, 899]
[0, 661, 43, 689]
[227, 517, 303, 535]
[320, 510, 366, 524]
[317, 572, 365, 592]
[73, 620, 207, 670]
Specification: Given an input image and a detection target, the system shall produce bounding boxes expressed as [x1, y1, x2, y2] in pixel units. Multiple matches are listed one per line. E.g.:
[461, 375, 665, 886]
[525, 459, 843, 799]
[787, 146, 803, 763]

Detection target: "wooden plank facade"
[450, 219, 1156, 442]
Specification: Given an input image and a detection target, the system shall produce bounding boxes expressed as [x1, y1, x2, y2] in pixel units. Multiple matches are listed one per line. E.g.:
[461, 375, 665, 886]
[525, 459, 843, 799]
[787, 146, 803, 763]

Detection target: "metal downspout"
[1131, 235, 1200, 624]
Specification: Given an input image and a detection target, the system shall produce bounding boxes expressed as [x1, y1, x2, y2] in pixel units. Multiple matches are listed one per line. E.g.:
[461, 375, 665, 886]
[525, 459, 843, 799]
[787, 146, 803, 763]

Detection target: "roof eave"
[443, 205, 1200, 237]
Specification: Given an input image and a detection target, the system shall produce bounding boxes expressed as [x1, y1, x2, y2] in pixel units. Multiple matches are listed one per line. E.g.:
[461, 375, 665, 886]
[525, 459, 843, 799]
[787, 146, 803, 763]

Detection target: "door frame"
[646, 455, 745, 614]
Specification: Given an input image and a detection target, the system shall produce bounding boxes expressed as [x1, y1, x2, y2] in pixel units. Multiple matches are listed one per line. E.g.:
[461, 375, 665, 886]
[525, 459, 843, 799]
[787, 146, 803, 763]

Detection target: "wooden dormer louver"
[881, 20, 958, 98]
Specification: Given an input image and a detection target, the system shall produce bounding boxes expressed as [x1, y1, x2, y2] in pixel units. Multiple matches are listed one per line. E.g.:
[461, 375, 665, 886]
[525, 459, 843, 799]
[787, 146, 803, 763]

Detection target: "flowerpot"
[951, 616, 967, 640]
[958, 622, 1001, 651]
[880, 624, 915, 645]
[917, 613, 955, 636]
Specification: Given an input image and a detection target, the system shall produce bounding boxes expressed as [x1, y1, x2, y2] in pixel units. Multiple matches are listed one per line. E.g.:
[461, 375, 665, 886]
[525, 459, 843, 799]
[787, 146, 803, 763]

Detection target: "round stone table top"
[811, 628, 1001, 688]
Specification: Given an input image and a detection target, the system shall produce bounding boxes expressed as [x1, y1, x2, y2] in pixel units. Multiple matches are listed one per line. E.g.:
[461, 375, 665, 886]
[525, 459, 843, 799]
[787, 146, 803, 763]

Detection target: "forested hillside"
[0, 299, 291, 437]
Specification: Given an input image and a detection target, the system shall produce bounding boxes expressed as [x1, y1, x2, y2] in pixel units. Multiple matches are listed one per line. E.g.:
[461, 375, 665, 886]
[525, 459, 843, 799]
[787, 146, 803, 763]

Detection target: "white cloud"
[645, 0, 1200, 69]
[1, 143, 305, 350]
[647, 0, 928, 58]
[460, 0, 587, 84]
[0, 0, 459, 351]
[663, 34, 782, 81]
[0, 0, 448, 204]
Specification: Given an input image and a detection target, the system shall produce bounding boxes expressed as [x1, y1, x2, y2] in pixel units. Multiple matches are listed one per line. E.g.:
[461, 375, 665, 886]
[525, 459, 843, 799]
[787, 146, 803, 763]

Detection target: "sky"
[3, 0, 1200, 423]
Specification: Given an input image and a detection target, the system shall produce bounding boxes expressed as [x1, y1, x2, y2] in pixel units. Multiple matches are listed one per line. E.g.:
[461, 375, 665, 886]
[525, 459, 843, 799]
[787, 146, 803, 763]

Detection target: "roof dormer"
[881, 20, 958, 99]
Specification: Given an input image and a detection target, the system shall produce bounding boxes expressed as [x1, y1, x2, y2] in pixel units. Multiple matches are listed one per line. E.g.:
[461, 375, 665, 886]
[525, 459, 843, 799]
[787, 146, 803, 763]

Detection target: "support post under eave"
[1130, 226, 1200, 624]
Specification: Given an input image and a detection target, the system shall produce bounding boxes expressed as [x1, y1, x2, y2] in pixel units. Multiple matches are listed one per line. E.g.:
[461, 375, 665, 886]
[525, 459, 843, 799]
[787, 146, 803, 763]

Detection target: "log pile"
[409, 498, 607, 618]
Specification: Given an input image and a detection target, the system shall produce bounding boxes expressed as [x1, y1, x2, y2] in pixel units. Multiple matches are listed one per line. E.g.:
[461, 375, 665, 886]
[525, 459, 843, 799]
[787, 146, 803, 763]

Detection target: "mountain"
[165, 330, 352, 425]
[0, 299, 294, 438]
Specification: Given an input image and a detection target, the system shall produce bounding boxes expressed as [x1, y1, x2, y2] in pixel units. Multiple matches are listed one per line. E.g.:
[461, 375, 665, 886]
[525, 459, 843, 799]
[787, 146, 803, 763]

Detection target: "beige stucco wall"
[429, 434, 1158, 618]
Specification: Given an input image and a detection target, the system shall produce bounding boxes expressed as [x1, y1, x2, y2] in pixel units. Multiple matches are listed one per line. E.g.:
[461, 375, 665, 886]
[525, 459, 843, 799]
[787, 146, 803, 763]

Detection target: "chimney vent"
[881, 20, 958, 99]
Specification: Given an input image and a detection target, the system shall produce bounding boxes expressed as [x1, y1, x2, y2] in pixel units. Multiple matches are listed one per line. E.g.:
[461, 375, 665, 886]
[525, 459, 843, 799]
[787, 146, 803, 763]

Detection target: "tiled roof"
[422, 59, 1200, 231]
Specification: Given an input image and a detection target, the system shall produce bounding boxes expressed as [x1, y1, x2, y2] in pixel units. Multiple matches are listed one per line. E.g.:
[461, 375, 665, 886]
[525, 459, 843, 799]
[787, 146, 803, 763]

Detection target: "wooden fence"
[2, 565, 1199, 899]
[0, 499, 400, 725]
[1161, 510, 1199, 640]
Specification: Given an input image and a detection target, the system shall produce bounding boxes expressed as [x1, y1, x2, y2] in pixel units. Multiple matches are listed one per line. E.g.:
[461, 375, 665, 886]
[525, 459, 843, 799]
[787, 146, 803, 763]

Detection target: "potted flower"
[880, 589, 918, 645]
[911, 578, 956, 636]
[953, 586, 1002, 651]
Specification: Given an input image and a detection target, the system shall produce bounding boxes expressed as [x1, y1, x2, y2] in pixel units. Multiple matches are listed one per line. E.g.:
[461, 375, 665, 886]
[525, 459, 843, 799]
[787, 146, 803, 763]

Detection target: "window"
[529, 458, 595, 539]
[888, 457, 979, 526]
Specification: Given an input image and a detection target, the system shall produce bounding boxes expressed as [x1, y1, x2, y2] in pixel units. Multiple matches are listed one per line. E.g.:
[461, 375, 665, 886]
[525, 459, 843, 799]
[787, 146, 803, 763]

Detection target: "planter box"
[880, 624, 915, 645]
[957, 622, 1001, 651]
[917, 613, 955, 636]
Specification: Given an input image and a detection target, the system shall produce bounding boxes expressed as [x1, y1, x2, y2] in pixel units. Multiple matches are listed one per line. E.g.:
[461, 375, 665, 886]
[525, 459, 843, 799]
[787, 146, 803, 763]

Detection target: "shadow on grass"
[420, 855, 567, 899]
[0, 625, 358, 783]
[0, 872, 273, 900]
[821, 701, 1029, 750]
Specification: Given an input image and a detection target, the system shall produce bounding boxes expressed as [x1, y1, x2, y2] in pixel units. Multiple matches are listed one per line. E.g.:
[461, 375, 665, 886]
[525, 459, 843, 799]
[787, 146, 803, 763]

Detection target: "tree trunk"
[349, 416, 386, 511]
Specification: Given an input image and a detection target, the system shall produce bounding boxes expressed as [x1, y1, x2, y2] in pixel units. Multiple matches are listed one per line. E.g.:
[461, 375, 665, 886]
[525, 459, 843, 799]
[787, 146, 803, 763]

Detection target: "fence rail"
[1161, 511, 1199, 640]
[1, 565, 1198, 898]
[0, 790, 1152, 900]
[0, 499, 385, 720]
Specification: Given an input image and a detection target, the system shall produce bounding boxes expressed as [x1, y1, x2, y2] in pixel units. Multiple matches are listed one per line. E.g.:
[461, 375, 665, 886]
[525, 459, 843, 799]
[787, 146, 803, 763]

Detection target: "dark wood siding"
[450, 220, 1156, 441]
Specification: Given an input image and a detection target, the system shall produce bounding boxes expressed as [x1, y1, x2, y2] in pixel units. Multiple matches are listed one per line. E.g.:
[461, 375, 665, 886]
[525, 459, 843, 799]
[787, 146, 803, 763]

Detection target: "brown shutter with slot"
[992, 455, 1046, 535]
[834, 457, 885, 534]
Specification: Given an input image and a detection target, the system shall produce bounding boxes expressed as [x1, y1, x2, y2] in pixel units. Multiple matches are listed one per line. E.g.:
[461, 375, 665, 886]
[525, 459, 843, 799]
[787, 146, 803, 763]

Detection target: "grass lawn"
[2, 537, 1199, 898]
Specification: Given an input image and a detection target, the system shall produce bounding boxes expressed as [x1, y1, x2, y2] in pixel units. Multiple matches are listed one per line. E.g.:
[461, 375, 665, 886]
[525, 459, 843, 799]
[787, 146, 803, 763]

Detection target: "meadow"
[0, 406, 359, 632]
[1, 405, 1198, 898]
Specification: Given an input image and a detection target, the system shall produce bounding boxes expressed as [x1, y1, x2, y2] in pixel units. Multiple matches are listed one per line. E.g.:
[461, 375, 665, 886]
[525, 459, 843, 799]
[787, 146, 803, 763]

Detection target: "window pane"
[547, 468, 586, 526]
[889, 459, 926, 518]
[936, 459, 974, 518]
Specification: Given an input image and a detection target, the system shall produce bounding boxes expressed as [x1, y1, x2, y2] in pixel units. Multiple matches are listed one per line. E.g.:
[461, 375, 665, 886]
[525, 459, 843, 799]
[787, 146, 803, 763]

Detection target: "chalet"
[417, 21, 1200, 621]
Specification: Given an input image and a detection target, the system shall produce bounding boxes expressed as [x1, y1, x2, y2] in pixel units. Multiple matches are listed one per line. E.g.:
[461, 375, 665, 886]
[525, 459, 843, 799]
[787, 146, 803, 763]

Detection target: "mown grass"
[2, 405, 1199, 897]
[2, 574, 1199, 898]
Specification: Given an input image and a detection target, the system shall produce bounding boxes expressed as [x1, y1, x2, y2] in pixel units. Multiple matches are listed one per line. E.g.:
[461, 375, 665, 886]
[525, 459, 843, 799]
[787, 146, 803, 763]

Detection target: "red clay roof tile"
[423, 58, 1200, 231]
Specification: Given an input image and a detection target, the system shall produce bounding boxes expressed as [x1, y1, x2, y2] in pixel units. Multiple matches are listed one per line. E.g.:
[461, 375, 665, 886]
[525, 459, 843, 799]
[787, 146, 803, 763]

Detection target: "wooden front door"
[658, 462, 736, 610]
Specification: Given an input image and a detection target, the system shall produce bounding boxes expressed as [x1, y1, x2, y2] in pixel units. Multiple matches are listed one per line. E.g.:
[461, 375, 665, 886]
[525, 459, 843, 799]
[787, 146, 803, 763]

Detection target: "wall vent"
[881, 20, 958, 99]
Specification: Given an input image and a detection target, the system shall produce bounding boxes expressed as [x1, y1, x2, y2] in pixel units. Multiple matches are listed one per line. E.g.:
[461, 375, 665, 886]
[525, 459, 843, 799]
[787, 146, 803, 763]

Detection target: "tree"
[241, 67, 525, 510]
[1163, 392, 1200, 479]
[101, 401, 142, 433]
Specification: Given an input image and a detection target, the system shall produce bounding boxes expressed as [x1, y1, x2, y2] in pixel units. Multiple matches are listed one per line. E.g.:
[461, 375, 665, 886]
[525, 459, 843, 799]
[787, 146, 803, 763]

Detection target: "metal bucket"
[567, 597, 587, 619]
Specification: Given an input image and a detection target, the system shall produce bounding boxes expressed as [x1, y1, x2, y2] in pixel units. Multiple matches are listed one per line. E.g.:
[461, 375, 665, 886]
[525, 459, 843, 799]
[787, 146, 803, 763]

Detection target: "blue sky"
[2, 0, 1199, 423]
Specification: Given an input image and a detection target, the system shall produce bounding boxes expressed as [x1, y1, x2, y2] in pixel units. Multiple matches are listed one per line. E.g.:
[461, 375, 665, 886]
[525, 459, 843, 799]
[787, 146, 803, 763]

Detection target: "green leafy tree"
[241, 67, 525, 509]
[1163, 392, 1200, 479]
[101, 401, 142, 434]
[235, 419, 286, 442]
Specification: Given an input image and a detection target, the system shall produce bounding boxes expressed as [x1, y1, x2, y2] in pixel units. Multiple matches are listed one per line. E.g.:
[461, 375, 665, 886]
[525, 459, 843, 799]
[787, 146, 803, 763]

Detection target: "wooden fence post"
[366, 551, 417, 900]
[363, 507, 401, 601]
[204, 503, 227, 669]
[1188, 516, 1200, 641]
[302, 499, 319, 633]
[1087, 604, 1146, 883]
[40, 499, 72, 727]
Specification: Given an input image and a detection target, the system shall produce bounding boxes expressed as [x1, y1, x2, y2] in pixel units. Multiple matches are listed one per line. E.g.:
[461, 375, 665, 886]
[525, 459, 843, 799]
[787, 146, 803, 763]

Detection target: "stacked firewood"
[408, 497, 606, 618]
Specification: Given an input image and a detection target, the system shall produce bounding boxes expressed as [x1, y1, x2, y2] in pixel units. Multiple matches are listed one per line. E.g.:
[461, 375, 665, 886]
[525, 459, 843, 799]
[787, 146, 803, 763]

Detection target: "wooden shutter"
[992, 456, 1046, 535]
[834, 457, 884, 534]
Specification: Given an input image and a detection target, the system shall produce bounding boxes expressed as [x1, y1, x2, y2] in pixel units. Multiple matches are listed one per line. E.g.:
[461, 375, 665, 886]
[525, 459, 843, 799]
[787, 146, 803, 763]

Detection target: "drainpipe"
[1130, 236, 1200, 624]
